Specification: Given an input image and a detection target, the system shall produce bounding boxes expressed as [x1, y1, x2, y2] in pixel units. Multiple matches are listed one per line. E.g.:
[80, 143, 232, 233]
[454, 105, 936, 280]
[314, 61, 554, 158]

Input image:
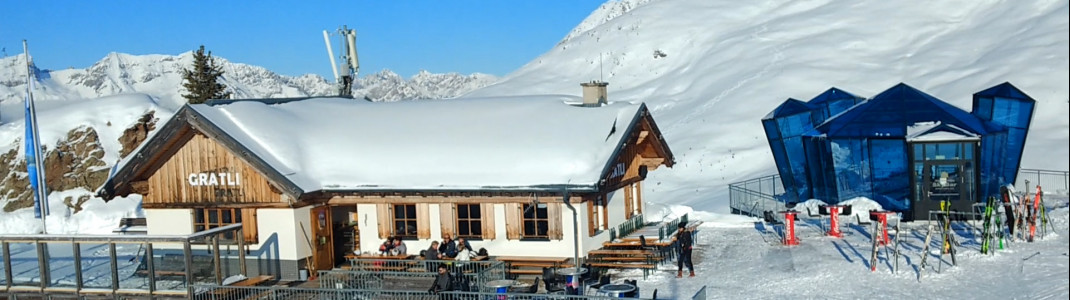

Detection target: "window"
[456, 204, 483, 239]
[393, 204, 418, 239]
[522, 203, 549, 239]
[193, 208, 244, 242]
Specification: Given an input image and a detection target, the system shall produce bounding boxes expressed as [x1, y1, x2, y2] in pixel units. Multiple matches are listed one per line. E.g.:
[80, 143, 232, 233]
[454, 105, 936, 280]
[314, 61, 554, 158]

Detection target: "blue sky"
[2, 0, 606, 78]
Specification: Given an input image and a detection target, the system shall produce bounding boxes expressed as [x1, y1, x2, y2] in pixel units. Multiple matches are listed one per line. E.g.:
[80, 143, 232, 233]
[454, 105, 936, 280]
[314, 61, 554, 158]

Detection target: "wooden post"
[145, 243, 155, 294]
[183, 241, 194, 292]
[213, 236, 223, 285]
[108, 243, 119, 291]
[238, 227, 247, 276]
[72, 242, 83, 292]
[2, 242, 12, 290]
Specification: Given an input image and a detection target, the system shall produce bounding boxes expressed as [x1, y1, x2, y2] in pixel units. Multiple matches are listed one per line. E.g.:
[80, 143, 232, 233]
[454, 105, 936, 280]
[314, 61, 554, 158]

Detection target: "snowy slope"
[0, 51, 497, 117]
[468, 0, 1070, 214]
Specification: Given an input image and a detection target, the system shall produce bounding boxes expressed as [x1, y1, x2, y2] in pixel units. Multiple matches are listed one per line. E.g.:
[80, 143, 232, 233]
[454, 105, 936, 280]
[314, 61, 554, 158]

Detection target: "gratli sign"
[188, 172, 242, 186]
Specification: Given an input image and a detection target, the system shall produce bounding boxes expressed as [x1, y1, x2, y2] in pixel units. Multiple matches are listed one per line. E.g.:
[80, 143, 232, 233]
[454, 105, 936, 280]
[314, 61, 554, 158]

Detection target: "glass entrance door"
[910, 141, 978, 220]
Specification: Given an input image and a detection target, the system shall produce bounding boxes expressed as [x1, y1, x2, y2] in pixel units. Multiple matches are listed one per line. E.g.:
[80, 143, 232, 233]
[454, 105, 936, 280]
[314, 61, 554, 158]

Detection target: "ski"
[1028, 185, 1040, 242]
[981, 196, 995, 254]
[918, 224, 935, 281]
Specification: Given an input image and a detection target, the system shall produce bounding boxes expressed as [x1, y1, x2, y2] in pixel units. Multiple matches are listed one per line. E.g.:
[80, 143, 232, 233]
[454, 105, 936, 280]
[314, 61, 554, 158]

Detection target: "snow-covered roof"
[101, 95, 671, 198]
[906, 121, 981, 141]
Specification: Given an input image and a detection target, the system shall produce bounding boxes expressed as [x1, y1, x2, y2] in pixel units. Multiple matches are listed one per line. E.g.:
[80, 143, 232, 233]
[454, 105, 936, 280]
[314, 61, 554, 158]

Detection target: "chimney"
[580, 81, 609, 107]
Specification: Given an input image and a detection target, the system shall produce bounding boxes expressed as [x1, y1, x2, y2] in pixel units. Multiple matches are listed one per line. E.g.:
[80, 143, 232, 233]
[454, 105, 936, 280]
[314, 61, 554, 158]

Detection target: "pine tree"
[181, 45, 231, 104]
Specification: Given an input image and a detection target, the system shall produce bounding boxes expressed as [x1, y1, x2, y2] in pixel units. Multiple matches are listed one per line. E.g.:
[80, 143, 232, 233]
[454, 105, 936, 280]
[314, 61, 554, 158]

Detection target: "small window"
[522, 204, 549, 239]
[393, 204, 418, 239]
[456, 204, 483, 239]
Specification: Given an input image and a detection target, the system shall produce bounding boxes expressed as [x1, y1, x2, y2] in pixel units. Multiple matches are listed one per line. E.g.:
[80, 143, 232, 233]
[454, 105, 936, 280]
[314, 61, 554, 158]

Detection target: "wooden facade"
[141, 133, 282, 208]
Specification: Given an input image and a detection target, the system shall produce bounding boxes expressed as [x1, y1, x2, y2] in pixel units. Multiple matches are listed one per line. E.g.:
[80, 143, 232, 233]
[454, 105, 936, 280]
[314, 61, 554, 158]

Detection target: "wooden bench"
[587, 262, 657, 269]
[588, 249, 656, 256]
[506, 269, 544, 275]
[595, 257, 656, 262]
[231, 275, 274, 287]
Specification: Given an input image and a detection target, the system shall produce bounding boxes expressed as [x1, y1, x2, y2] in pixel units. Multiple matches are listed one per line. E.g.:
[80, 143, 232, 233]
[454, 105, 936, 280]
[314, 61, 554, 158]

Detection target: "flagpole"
[23, 40, 50, 234]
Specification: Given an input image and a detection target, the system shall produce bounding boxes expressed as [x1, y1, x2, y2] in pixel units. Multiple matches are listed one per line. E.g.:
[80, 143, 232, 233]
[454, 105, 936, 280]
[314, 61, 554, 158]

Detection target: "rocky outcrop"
[119, 111, 157, 158]
[1, 126, 109, 212]
[0, 144, 32, 212]
[44, 126, 110, 194]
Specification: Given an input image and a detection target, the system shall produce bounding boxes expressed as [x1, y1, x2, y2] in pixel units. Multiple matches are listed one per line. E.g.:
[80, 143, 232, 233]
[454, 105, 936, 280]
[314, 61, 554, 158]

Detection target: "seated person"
[440, 234, 458, 258]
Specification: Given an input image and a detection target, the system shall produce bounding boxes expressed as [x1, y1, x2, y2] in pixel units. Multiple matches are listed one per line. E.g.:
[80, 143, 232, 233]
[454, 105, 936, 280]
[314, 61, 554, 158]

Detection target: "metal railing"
[728, 174, 786, 218]
[609, 214, 645, 242]
[1016, 169, 1069, 195]
[1, 224, 247, 298]
[728, 169, 1068, 218]
[191, 285, 655, 300]
[342, 258, 506, 290]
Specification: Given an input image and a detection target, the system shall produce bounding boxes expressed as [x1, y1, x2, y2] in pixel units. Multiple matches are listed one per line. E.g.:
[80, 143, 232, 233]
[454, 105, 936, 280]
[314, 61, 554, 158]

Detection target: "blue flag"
[25, 84, 49, 218]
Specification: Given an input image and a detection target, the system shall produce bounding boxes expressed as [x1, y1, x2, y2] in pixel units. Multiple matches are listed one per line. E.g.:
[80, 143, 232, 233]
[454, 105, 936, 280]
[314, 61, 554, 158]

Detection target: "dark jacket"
[678, 229, 693, 250]
[440, 240, 458, 258]
[425, 247, 440, 260]
[429, 272, 452, 293]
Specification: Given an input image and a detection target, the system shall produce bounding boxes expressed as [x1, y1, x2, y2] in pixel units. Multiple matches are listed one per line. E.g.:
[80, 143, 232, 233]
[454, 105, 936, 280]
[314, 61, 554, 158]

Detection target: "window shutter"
[481, 203, 496, 240]
[548, 203, 563, 240]
[241, 209, 258, 244]
[376, 204, 392, 239]
[439, 204, 456, 238]
[417, 203, 430, 239]
[505, 203, 521, 240]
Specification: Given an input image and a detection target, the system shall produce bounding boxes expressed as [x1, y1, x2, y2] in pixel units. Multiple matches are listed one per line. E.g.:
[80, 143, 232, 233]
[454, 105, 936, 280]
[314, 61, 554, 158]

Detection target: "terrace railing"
[609, 214, 645, 241]
[1, 223, 247, 298]
[1016, 169, 1069, 195]
[728, 174, 785, 218]
[191, 285, 656, 300]
[341, 258, 506, 290]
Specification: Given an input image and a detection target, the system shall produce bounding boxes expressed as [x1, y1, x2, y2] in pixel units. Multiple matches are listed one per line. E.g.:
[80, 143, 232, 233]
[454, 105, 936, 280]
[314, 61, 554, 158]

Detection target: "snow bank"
[0, 188, 142, 234]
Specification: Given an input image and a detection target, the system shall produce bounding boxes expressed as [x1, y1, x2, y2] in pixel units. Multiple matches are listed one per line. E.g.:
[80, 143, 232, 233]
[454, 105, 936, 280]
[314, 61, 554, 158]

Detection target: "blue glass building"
[762, 83, 1034, 220]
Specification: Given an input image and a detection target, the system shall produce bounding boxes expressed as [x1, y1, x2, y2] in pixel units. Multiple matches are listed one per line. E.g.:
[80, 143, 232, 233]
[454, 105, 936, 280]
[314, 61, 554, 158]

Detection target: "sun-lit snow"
[469, 0, 1070, 215]
[186, 96, 646, 191]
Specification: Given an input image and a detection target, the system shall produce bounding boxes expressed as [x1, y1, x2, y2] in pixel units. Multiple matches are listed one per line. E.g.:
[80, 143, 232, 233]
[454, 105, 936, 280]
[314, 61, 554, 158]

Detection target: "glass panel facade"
[763, 83, 1034, 220]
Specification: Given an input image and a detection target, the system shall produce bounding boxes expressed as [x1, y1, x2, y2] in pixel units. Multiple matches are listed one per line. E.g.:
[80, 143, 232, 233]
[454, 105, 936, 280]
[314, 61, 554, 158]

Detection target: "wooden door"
[310, 205, 334, 272]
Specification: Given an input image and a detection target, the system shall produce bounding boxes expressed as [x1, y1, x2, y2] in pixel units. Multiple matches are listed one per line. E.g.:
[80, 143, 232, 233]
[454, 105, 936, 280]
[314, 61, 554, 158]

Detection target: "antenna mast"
[322, 25, 361, 97]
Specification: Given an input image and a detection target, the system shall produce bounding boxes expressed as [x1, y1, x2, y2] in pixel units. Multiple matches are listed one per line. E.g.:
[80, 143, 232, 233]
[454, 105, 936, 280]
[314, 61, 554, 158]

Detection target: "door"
[310, 205, 334, 272]
[914, 161, 972, 220]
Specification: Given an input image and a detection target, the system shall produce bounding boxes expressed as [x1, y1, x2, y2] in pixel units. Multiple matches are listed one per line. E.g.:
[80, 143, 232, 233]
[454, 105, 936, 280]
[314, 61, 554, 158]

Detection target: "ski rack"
[927, 209, 986, 272]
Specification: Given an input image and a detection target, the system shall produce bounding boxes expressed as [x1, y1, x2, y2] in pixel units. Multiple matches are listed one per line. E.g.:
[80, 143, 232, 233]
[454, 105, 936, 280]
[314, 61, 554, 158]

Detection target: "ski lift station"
[757, 82, 1035, 220]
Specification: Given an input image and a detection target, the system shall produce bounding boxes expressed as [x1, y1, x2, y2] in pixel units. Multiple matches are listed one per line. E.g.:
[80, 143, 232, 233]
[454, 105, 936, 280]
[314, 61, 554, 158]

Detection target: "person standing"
[676, 222, 694, 278]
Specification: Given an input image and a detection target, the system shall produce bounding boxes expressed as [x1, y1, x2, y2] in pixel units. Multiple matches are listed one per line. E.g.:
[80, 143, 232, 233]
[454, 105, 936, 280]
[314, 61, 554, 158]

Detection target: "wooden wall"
[143, 133, 282, 205]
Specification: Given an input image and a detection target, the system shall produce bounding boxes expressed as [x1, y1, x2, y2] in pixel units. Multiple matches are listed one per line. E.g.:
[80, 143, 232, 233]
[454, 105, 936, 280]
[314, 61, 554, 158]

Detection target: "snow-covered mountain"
[0, 52, 497, 113]
[469, 0, 1070, 214]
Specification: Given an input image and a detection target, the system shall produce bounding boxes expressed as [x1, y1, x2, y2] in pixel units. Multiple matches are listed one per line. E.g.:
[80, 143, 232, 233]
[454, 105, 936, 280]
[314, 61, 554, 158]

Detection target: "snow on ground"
[619, 197, 1070, 299]
[469, 0, 1070, 214]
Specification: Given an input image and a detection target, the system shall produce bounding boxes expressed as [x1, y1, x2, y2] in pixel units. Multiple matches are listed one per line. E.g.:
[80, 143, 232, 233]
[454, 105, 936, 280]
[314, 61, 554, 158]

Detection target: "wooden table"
[495, 256, 570, 263]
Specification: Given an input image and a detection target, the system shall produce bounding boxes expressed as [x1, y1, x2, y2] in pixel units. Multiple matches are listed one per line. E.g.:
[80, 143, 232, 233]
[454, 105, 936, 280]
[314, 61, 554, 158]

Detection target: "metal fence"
[191, 285, 655, 300]
[728, 174, 786, 218]
[340, 259, 506, 291]
[729, 169, 1069, 218]
[1015, 169, 1069, 195]
[1, 224, 247, 299]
